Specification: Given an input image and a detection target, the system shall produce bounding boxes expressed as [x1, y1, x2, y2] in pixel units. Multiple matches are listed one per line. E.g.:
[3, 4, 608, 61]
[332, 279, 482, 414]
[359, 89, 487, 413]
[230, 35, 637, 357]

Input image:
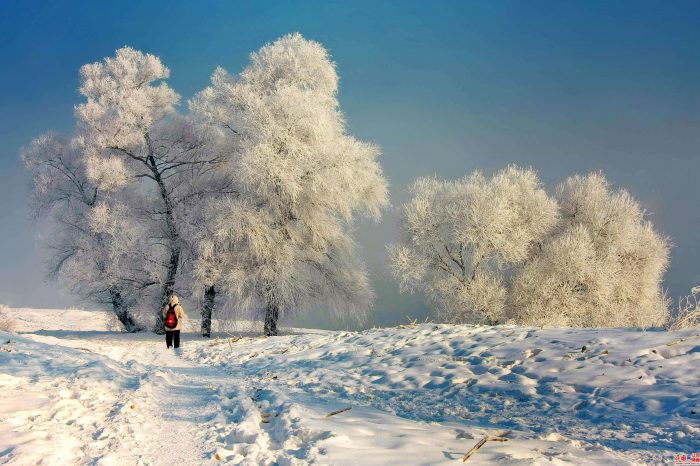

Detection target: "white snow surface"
[0, 307, 698, 465]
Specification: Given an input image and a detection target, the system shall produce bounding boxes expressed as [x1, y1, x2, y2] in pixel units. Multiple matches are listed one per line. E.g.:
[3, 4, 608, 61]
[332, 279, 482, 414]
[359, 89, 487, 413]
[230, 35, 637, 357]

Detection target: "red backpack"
[164, 304, 178, 329]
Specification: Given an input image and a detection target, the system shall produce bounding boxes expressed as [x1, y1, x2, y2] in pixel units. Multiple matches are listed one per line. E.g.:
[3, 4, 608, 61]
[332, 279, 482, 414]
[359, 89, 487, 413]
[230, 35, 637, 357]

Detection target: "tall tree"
[169, 124, 232, 337]
[191, 33, 389, 336]
[74, 47, 225, 332]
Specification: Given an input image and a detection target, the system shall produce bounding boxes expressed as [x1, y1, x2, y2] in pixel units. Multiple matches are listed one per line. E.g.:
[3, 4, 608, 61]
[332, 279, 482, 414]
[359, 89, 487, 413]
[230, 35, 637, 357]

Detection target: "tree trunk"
[264, 301, 279, 336]
[201, 285, 216, 338]
[154, 247, 180, 334]
[148, 151, 181, 334]
[110, 289, 139, 332]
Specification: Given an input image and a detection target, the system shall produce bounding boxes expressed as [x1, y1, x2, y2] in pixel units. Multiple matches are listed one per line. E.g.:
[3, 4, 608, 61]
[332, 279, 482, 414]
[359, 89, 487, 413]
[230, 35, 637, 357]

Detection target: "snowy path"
[1, 309, 698, 465]
[83, 342, 220, 465]
[0, 332, 222, 465]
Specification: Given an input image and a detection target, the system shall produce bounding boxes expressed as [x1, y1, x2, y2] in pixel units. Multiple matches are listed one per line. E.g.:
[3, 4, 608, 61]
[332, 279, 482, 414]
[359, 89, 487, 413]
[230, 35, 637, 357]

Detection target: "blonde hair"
[168, 295, 179, 305]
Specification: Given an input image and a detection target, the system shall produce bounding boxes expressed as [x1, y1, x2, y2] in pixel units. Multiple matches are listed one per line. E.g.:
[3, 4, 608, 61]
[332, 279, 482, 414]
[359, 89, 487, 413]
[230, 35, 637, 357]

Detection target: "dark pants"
[166, 330, 180, 348]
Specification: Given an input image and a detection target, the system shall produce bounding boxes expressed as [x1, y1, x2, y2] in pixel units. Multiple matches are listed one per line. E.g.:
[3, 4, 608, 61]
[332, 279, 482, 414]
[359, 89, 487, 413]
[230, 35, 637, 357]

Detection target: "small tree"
[0, 305, 16, 332]
[389, 166, 559, 324]
[511, 173, 670, 327]
[667, 286, 700, 329]
[191, 33, 389, 335]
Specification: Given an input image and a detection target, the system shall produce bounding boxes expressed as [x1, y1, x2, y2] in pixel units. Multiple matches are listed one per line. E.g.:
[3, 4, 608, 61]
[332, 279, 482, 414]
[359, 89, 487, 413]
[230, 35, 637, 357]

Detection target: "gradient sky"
[1, 1, 699, 329]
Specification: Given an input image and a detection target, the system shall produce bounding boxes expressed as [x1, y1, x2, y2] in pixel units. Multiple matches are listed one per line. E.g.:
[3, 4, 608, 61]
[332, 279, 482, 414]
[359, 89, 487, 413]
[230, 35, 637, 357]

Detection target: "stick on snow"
[462, 436, 508, 462]
[325, 407, 352, 418]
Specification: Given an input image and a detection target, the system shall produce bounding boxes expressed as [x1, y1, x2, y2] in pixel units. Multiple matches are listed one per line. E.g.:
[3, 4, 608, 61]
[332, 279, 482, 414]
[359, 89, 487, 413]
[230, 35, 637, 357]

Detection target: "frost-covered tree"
[74, 47, 226, 332]
[169, 130, 232, 337]
[191, 33, 389, 336]
[667, 286, 700, 329]
[389, 166, 558, 324]
[22, 134, 155, 331]
[511, 173, 670, 327]
[0, 304, 15, 332]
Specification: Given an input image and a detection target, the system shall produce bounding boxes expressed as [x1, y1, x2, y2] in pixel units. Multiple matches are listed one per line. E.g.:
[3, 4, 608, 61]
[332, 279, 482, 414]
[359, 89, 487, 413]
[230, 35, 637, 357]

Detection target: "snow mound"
[5, 307, 117, 332]
[187, 323, 700, 464]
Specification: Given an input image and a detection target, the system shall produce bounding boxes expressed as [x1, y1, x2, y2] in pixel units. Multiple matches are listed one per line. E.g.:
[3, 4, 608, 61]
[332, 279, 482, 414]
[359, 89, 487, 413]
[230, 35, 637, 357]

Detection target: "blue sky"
[1, 1, 699, 327]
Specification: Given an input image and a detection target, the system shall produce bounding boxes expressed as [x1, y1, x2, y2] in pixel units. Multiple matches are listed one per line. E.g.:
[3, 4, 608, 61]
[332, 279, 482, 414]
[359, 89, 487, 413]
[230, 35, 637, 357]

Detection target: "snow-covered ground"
[0, 308, 697, 465]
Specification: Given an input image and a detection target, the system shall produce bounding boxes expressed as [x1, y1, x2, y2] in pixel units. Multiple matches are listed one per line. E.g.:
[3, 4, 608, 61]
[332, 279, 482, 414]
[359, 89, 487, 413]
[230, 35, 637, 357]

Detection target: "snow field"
[186, 323, 700, 464]
[1, 308, 698, 465]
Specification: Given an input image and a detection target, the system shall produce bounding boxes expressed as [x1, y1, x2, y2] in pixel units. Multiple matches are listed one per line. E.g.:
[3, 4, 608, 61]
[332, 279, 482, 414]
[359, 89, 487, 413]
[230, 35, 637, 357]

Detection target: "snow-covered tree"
[74, 47, 226, 332]
[667, 286, 700, 329]
[191, 33, 389, 336]
[389, 166, 559, 324]
[0, 304, 14, 332]
[22, 133, 156, 331]
[168, 126, 232, 337]
[511, 173, 670, 327]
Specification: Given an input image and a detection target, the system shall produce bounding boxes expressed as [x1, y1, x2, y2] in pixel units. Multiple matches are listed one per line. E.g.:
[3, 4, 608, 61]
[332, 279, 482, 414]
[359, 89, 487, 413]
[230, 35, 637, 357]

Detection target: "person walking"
[163, 294, 185, 349]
